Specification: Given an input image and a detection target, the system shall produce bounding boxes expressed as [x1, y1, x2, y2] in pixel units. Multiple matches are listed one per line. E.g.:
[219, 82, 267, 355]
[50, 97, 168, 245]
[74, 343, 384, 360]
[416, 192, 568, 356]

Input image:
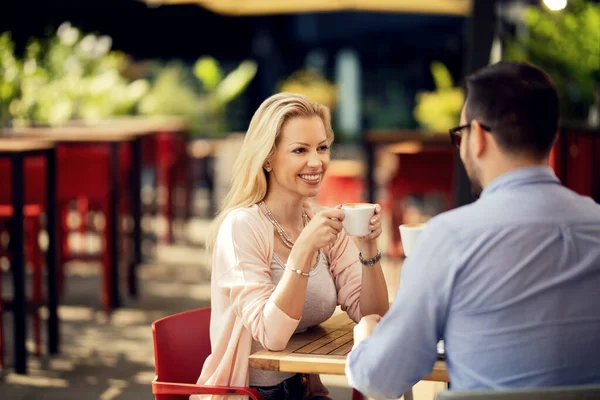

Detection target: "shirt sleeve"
[215, 209, 300, 351]
[345, 218, 458, 399]
[328, 229, 363, 323]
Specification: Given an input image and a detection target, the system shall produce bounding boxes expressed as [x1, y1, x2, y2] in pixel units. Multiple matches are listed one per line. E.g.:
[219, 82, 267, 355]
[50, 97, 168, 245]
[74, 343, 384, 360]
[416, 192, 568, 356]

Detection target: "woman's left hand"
[358, 203, 383, 242]
[334, 203, 383, 242]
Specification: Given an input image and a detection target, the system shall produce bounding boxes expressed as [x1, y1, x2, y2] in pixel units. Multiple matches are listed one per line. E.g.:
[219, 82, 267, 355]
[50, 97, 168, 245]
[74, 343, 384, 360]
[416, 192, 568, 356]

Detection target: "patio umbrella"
[142, 0, 472, 16]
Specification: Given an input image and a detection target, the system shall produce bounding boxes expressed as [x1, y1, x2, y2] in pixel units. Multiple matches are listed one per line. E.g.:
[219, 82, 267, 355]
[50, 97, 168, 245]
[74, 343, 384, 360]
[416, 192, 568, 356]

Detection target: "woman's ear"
[264, 161, 272, 172]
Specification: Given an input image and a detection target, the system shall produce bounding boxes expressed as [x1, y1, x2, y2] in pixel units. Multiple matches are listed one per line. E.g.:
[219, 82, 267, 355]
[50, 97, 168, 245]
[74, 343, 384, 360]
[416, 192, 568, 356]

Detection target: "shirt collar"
[480, 166, 560, 198]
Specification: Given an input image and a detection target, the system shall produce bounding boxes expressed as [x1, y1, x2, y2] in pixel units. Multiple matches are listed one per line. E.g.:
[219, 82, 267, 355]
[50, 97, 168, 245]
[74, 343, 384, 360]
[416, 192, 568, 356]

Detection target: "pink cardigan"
[193, 204, 364, 400]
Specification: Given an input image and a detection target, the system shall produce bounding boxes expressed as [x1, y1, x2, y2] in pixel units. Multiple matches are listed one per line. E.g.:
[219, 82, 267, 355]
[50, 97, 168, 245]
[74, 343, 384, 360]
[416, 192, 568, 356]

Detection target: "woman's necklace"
[258, 201, 309, 249]
[258, 201, 322, 276]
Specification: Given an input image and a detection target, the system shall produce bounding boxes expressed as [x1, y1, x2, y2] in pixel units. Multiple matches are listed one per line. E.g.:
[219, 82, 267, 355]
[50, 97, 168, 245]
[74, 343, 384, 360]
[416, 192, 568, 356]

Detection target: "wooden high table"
[249, 312, 449, 395]
[4, 118, 190, 307]
[0, 138, 59, 374]
[3, 126, 151, 311]
[362, 130, 454, 204]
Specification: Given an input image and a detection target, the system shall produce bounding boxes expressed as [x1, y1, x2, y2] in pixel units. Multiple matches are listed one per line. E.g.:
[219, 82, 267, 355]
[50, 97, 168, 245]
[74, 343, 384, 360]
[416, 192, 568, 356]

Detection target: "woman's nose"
[307, 153, 322, 167]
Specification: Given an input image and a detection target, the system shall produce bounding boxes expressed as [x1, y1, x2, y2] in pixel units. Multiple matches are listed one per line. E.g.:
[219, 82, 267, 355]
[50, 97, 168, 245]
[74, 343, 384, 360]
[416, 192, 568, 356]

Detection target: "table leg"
[11, 153, 27, 374]
[109, 143, 120, 309]
[45, 148, 59, 354]
[128, 138, 142, 297]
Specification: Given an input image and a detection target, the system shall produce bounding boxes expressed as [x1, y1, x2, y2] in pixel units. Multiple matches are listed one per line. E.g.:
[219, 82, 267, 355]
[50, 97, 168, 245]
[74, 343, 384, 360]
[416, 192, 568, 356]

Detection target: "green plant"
[193, 56, 257, 137]
[138, 56, 257, 137]
[6, 22, 149, 126]
[278, 68, 337, 111]
[0, 33, 20, 126]
[506, 0, 600, 121]
[138, 61, 200, 118]
[413, 61, 464, 133]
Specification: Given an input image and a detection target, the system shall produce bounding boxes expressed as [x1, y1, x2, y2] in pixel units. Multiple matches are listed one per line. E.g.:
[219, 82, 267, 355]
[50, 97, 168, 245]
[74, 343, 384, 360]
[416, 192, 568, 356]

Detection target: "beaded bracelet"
[359, 249, 382, 266]
[286, 266, 310, 277]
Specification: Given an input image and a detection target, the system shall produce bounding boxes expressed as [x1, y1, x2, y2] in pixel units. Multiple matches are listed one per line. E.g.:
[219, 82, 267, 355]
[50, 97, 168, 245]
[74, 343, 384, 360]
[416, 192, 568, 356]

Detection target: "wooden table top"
[84, 116, 190, 133]
[362, 130, 454, 155]
[0, 138, 55, 152]
[1, 126, 140, 142]
[0, 117, 189, 142]
[364, 130, 451, 145]
[248, 312, 449, 382]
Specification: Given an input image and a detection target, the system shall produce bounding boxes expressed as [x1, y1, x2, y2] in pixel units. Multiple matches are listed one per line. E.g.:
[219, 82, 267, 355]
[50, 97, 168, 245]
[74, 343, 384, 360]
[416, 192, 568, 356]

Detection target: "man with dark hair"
[346, 62, 600, 399]
[459, 62, 561, 197]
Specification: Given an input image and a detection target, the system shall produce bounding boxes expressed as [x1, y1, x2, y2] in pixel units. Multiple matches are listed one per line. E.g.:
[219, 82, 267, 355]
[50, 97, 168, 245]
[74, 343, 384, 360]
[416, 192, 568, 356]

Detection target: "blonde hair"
[206, 92, 334, 249]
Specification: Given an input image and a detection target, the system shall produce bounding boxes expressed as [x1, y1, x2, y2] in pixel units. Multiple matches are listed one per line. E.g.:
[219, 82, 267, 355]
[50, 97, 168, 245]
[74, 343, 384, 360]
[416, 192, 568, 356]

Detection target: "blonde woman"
[194, 93, 389, 400]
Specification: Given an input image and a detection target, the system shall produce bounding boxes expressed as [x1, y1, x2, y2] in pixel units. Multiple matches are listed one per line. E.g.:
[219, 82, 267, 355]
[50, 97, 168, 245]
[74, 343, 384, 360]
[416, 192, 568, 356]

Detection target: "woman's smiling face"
[266, 115, 331, 200]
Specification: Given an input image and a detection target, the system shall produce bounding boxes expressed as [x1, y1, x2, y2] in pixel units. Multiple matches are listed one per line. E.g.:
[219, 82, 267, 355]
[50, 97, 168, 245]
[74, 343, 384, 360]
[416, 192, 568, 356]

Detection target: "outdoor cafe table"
[0, 138, 59, 375]
[3, 126, 146, 311]
[5, 118, 189, 308]
[248, 312, 449, 392]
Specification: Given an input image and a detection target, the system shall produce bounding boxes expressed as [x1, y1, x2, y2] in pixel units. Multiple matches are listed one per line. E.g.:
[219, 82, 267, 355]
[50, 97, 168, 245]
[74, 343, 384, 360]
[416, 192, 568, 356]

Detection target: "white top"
[249, 250, 338, 386]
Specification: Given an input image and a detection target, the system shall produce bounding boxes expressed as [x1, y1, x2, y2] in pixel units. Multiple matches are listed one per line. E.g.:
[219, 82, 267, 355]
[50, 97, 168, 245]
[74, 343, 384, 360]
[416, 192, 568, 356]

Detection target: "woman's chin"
[302, 187, 321, 198]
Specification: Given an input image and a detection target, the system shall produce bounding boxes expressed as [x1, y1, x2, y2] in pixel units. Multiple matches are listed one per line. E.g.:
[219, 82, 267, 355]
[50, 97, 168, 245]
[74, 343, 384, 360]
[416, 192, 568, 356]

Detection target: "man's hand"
[353, 314, 382, 349]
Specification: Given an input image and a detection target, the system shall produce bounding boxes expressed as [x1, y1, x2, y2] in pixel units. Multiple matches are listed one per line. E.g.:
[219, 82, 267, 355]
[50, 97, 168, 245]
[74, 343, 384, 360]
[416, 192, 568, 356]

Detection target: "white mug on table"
[399, 223, 426, 257]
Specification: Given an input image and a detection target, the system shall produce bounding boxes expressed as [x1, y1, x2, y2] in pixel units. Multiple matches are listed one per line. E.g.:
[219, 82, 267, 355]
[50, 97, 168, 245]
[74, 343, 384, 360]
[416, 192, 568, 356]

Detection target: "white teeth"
[299, 174, 320, 181]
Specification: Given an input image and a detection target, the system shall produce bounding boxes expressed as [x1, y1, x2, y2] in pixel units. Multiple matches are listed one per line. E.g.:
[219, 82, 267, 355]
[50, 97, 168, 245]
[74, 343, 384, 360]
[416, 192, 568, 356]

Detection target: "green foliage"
[4, 22, 149, 126]
[413, 62, 464, 133]
[0, 33, 21, 126]
[505, 0, 600, 120]
[138, 62, 199, 117]
[136, 56, 258, 137]
[193, 57, 257, 137]
[194, 56, 222, 91]
[0, 22, 257, 135]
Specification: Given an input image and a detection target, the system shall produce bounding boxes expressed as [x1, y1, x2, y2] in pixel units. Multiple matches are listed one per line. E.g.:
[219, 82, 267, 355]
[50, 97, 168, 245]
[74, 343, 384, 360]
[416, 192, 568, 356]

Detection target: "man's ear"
[470, 119, 487, 158]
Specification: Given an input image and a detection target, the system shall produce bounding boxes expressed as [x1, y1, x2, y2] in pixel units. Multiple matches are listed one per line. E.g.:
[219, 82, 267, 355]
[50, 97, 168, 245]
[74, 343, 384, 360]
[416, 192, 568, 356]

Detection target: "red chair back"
[152, 307, 212, 387]
[0, 157, 47, 205]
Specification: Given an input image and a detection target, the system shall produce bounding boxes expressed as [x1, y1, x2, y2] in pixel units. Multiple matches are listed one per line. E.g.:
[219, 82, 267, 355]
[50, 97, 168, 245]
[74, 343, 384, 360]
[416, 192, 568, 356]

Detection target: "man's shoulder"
[428, 202, 481, 230]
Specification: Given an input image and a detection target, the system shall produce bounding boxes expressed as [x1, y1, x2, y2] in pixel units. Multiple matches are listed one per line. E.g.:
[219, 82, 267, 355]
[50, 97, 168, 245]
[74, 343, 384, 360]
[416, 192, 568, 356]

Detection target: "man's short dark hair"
[465, 62, 560, 158]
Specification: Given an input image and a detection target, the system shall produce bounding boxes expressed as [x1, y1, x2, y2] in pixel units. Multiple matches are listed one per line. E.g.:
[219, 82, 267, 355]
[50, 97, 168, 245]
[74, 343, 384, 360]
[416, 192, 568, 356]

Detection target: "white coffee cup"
[341, 203, 376, 237]
[399, 223, 426, 257]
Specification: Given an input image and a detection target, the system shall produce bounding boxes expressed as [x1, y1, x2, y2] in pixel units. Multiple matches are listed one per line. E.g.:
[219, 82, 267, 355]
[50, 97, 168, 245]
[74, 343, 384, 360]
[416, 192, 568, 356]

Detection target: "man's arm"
[345, 219, 459, 399]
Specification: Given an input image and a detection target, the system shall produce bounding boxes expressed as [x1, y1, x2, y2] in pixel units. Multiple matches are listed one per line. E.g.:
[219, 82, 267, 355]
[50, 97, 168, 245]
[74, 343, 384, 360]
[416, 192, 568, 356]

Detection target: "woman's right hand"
[296, 208, 345, 252]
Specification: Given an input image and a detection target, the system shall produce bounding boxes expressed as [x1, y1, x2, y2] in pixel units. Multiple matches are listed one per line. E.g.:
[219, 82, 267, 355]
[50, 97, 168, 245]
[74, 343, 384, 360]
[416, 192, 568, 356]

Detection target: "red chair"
[155, 131, 190, 244]
[151, 307, 262, 400]
[0, 145, 133, 313]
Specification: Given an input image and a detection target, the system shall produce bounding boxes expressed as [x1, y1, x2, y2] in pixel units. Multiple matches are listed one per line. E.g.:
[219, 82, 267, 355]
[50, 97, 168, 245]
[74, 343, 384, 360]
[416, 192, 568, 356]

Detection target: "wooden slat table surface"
[3, 126, 141, 142]
[0, 138, 56, 152]
[248, 312, 449, 382]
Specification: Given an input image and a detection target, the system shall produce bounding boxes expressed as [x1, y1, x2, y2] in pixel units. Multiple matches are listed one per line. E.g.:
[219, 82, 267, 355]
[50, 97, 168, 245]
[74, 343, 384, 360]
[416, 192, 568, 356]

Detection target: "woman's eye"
[292, 148, 306, 154]
[318, 145, 330, 152]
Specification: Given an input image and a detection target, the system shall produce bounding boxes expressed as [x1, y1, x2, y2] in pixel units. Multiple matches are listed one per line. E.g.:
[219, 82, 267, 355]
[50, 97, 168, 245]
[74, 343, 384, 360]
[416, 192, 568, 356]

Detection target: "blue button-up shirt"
[347, 166, 600, 399]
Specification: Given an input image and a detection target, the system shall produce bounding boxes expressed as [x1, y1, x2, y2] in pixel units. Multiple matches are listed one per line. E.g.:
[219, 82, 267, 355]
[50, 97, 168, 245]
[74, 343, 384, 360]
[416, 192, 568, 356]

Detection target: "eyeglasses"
[448, 122, 492, 148]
